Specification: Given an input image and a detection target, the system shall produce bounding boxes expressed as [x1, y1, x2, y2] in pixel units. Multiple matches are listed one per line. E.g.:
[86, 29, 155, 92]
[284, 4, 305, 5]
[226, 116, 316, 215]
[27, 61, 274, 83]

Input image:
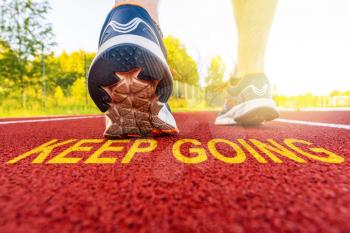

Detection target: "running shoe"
[215, 74, 279, 126]
[88, 4, 178, 138]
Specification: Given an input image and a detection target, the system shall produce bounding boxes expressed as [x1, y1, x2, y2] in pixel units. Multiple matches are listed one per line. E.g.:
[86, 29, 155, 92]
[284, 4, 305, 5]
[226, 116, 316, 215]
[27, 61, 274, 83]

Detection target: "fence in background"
[170, 81, 350, 109]
[274, 95, 350, 109]
[171, 80, 205, 101]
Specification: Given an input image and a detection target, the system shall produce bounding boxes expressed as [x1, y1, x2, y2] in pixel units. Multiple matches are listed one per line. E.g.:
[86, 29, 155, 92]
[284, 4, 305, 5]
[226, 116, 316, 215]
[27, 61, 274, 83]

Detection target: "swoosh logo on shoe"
[102, 17, 157, 39]
[252, 85, 268, 96]
[242, 84, 269, 97]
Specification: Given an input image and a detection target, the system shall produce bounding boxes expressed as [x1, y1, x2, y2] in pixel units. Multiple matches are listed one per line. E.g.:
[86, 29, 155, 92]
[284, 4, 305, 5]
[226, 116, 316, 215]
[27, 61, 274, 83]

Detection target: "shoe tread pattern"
[89, 45, 172, 112]
[102, 68, 177, 139]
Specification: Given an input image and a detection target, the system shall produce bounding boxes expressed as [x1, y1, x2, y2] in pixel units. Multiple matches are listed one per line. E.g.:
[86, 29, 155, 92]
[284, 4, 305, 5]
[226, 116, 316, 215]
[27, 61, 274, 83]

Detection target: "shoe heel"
[102, 68, 178, 138]
[89, 44, 173, 112]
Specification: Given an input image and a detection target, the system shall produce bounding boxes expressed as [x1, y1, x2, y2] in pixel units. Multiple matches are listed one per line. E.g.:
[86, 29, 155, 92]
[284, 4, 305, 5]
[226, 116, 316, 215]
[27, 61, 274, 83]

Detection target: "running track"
[1, 111, 350, 233]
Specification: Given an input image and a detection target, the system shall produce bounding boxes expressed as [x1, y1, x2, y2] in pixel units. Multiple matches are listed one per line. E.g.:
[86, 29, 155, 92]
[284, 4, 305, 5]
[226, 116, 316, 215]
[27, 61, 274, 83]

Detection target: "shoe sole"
[103, 67, 178, 139]
[234, 98, 279, 125]
[215, 98, 279, 126]
[88, 37, 173, 113]
[88, 39, 177, 138]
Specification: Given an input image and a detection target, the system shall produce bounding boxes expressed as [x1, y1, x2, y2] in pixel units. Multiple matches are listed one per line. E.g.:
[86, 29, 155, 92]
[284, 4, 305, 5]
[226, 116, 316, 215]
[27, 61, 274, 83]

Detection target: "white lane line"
[279, 107, 350, 112]
[276, 119, 350, 130]
[0, 116, 104, 125]
[2, 115, 350, 130]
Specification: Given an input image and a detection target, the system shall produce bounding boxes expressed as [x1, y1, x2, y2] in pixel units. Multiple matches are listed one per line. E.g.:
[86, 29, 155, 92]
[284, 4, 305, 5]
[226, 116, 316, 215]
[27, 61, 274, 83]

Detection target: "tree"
[163, 36, 199, 86]
[71, 78, 86, 104]
[205, 56, 225, 87]
[205, 56, 227, 107]
[0, 40, 21, 99]
[30, 51, 95, 93]
[0, 0, 55, 107]
[330, 90, 350, 97]
[53, 86, 64, 106]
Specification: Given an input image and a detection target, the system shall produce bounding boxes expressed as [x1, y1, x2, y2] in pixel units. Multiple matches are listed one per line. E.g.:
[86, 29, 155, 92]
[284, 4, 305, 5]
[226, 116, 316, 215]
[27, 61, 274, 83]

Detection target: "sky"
[48, 0, 350, 95]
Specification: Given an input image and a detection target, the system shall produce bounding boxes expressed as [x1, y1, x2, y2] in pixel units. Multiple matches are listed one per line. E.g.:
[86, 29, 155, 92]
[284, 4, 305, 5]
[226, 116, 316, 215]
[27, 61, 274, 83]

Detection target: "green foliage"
[168, 98, 214, 112]
[0, 40, 21, 98]
[168, 99, 188, 109]
[71, 78, 87, 103]
[52, 86, 64, 106]
[0, 0, 55, 54]
[205, 56, 225, 87]
[0, 0, 56, 106]
[164, 36, 199, 86]
[274, 94, 350, 109]
[330, 90, 350, 97]
[205, 56, 228, 107]
[0, 49, 98, 116]
[34, 51, 95, 94]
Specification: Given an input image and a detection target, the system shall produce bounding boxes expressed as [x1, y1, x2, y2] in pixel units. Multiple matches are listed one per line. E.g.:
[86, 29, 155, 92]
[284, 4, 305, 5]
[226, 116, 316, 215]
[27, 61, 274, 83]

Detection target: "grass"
[0, 107, 100, 118]
[0, 107, 218, 118]
[0, 99, 218, 118]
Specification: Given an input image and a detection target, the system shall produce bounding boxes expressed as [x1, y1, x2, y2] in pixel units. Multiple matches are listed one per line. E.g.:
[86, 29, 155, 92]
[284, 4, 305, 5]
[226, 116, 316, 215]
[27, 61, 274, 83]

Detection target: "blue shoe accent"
[88, 4, 173, 112]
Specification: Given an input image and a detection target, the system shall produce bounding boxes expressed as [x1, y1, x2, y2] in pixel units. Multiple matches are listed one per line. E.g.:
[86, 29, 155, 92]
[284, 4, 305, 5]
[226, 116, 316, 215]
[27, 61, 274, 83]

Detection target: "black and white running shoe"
[215, 74, 279, 126]
[88, 4, 178, 138]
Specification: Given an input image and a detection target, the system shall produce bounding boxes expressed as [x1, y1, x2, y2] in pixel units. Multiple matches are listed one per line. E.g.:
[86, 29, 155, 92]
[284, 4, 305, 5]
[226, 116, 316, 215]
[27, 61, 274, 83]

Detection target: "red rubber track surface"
[279, 111, 350, 124]
[1, 112, 350, 233]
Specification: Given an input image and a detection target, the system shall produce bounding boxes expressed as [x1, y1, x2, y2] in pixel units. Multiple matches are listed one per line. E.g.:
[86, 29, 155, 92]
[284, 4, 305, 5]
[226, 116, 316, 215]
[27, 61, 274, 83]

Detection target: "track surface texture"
[1, 111, 350, 233]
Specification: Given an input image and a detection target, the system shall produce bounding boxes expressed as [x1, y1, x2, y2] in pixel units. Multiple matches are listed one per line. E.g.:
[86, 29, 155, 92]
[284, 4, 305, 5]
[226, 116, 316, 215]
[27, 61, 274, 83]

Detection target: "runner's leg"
[232, 0, 278, 77]
[216, 0, 279, 125]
